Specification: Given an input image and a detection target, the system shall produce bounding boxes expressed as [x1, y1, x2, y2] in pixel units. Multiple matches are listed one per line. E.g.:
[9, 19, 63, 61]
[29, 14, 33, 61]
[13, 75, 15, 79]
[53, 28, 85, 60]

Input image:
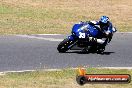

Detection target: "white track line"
[35, 34, 62, 35]
[16, 35, 63, 41]
[16, 32, 132, 41]
[33, 32, 132, 35]
[116, 32, 132, 33]
[97, 67, 132, 69]
[72, 67, 132, 70]
[0, 67, 132, 75]
[0, 69, 63, 75]
[32, 32, 132, 35]
[0, 70, 35, 75]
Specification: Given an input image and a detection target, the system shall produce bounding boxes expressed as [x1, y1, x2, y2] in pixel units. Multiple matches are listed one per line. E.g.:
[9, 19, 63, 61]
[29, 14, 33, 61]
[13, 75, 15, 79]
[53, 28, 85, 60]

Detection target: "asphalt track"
[0, 33, 132, 72]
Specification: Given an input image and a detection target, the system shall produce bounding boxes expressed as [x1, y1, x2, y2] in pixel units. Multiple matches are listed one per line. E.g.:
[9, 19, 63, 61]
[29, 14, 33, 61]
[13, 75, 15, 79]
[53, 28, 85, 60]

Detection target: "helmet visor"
[100, 16, 109, 23]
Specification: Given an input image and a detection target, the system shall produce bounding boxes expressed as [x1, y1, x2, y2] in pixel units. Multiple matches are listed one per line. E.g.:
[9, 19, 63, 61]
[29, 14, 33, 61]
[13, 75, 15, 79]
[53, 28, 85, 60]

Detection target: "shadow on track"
[64, 51, 115, 55]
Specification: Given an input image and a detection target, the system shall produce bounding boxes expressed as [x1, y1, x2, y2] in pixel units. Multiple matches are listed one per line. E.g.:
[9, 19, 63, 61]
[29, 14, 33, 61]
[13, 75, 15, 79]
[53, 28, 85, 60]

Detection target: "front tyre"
[57, 38, 74, 53]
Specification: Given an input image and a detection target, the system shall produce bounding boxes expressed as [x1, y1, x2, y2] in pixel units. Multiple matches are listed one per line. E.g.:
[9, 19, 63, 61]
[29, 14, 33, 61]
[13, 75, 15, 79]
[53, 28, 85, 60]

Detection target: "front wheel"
[57, 38, 74, 53]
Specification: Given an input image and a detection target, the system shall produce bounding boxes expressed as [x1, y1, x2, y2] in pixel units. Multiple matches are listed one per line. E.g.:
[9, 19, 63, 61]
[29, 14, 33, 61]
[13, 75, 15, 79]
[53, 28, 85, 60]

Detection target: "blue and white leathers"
[57, 21, 116, 53]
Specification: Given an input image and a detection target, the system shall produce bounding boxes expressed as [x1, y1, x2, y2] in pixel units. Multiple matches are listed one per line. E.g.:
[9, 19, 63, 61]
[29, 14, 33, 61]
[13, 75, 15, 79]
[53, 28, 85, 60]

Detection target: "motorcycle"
[57, 21, 116, 53]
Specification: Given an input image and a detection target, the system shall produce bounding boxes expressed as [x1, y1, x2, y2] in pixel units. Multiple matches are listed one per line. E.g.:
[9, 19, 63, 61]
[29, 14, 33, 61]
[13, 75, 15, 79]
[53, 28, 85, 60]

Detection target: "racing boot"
[96, 39, 108, 54]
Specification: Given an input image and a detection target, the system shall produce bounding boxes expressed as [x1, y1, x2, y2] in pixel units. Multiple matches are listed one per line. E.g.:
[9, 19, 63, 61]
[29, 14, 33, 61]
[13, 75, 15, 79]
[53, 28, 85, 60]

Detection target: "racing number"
[79, 32, 85, 38]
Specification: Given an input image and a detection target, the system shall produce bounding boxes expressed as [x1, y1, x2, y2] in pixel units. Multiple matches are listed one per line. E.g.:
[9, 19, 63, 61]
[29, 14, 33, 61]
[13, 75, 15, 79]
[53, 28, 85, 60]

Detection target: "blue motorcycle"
[57, 21, 116, 53]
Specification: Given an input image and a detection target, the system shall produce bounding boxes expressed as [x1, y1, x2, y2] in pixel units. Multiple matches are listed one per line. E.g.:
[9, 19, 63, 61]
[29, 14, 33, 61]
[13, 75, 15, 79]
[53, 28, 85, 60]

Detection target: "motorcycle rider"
[87, 16, 117, 50]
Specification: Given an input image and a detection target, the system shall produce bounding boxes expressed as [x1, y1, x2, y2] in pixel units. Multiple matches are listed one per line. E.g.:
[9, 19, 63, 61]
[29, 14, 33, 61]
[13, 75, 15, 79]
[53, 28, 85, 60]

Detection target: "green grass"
[0, 0, 132, 34]
[0, 68, 132, 88]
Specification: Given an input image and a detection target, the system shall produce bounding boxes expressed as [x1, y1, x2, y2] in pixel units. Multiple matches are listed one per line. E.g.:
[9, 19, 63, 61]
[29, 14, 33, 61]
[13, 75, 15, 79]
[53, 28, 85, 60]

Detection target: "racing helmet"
[100, 16, 109, 24]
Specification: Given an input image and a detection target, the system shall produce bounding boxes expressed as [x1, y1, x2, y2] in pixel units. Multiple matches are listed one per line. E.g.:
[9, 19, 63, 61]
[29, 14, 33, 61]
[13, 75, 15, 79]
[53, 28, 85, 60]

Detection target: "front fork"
[67, 35, 77, 49]
[68, 35, 75, 41]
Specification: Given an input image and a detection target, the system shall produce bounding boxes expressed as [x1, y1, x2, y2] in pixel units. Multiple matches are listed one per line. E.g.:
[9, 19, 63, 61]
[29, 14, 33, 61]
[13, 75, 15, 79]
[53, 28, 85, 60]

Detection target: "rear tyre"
[97, 46, 105, 54]
[86, 45, 97, 53]
[57, 38, 74, 53]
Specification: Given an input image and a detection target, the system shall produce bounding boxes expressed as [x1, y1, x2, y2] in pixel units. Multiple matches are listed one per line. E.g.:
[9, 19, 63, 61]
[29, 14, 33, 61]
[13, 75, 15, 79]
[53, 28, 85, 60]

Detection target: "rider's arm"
[102, 22, 113, 38]
[88, 21, 101, 31]
[101, 22, 114, 44]
[88, 21, 99, 26]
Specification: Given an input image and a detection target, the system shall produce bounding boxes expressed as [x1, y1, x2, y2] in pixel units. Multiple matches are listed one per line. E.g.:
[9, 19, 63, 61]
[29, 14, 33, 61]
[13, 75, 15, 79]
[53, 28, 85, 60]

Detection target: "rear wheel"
[57, 38, 74, 53]
[85, 45, 97, 53]
[86, 45, 105, 54]
[97, 46, 105, 54]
